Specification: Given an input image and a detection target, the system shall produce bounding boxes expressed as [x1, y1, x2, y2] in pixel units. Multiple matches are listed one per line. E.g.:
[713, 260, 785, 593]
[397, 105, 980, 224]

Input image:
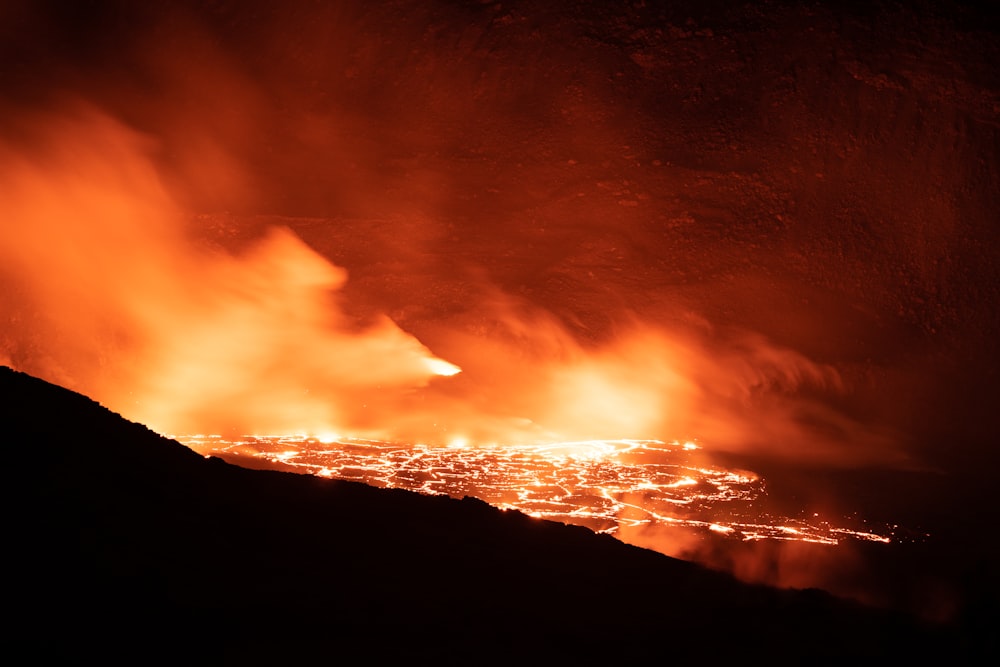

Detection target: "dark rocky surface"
[0, 366, 968, 662]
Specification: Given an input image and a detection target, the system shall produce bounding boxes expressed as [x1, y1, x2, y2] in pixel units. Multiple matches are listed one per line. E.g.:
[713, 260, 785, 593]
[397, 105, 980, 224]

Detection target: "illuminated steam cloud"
[0, 0, 904, 468]
[406, 293, 901, 465]
[0, 106, 459, 437]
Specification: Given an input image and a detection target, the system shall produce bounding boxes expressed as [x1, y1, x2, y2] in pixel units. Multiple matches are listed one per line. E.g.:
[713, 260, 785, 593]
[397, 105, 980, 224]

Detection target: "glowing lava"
[179, 435, 893, 546]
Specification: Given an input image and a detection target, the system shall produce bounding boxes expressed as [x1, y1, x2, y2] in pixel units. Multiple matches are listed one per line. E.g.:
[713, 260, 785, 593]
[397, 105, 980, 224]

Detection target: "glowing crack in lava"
[178, 434, 893, 547]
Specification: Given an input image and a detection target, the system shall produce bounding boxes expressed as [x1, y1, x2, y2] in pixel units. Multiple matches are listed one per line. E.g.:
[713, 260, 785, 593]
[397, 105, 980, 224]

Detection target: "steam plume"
[0, 105, 457, 436]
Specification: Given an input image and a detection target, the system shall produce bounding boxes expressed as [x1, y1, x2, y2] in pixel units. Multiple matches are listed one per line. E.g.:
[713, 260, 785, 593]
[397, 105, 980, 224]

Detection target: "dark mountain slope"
[0, 366, 959, 663]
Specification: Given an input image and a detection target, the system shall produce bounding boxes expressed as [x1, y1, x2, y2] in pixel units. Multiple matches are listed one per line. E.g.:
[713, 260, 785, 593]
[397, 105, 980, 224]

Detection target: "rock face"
[0, 366, 963, 661]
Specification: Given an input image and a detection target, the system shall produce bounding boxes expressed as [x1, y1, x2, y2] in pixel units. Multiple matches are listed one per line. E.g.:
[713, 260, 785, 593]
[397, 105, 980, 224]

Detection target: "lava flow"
[178, 434, 894, 547]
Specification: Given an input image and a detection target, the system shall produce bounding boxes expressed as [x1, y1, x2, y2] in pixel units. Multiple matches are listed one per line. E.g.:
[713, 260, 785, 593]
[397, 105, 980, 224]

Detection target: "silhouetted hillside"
[0, 366, 964, 663]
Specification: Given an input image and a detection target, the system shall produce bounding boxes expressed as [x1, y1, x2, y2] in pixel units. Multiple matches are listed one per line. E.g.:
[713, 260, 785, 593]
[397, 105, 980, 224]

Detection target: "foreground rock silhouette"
[1, 366, 963, 662]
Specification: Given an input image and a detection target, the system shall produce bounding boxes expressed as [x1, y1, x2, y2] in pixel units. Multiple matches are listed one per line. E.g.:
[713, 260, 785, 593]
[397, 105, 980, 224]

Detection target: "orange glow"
[180, 433, 894, 547]
[424, 358, 462, 377]
[395, 305, 903, 466]
[0, 107, 460, 437]
[0, 104, 908, 468]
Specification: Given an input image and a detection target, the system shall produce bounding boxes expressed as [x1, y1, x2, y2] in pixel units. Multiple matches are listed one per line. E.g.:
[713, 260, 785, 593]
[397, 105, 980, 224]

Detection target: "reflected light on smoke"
[412, 305, 901, 466]
[0, 105, 903, 469]
[0, 107, 458, 437]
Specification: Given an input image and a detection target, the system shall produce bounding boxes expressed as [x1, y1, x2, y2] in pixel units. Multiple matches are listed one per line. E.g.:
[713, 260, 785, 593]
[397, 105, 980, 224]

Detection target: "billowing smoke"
[0, 1, 926, 468]
[0, 101, 903, 466]
[0, 105, 458, 437]
[402, 291, 902, 466]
